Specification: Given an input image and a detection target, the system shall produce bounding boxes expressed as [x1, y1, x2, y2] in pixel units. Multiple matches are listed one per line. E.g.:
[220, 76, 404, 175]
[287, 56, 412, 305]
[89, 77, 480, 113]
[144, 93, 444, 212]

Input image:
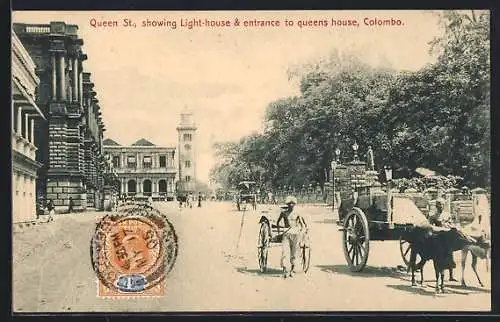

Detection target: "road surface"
[12, 201, 491, 312]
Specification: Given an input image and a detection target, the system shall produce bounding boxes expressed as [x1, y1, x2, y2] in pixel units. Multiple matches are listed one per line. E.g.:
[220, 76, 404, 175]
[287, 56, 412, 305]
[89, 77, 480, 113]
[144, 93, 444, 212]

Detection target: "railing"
[25, 25, 51, 34]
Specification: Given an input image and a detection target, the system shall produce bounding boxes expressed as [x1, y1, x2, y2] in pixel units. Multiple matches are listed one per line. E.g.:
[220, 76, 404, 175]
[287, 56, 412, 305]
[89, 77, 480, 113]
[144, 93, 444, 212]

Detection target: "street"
[12, 201, 491, 312]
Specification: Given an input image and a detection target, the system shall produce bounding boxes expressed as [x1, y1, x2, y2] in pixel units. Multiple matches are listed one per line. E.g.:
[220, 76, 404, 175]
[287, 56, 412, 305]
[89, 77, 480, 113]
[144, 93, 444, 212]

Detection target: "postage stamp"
[90, 203, 178, 297]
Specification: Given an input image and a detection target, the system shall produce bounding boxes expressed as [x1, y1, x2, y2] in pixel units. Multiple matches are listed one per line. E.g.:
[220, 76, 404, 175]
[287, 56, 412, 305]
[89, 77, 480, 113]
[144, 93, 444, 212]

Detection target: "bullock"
[406, 226, 473, 293]
[460, 234, 490, 287]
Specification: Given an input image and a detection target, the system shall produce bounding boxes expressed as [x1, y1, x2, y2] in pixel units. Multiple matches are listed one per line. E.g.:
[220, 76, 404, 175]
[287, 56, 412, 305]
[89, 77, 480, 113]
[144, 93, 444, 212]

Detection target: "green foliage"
[393, 175, 464, 192]
[210, 10, 490, 191]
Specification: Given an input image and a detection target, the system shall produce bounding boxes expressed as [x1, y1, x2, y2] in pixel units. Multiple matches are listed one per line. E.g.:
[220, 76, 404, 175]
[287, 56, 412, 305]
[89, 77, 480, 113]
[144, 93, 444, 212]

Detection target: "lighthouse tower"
[176, 107, 197, 193]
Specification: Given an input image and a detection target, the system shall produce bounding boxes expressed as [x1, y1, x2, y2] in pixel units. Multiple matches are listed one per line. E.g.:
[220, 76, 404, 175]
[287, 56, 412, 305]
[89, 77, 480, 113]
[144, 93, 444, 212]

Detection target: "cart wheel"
[399, 236, 421, 271]
[257, 222, 270, 273]
[399, 236, 411, 267]
[342, 207, 370, 272]
[301, 244, 311, 273]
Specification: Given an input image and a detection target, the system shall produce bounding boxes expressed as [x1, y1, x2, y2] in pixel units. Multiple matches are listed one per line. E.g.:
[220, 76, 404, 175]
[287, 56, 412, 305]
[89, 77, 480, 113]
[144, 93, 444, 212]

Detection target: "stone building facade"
[13, 21, 108, 213]
[103, 139, 177, 201]
[176, 109, 197, 193]
[12, 30, 46, 223]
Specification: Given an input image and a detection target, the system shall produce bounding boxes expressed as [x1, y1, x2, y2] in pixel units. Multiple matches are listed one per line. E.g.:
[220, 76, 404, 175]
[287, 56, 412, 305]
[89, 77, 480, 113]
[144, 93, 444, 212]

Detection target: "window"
[185, 175, 191, 182]
[127, 156, 136, 168]
[184, 144, 191, 151]
[143, 156, 152, 168]
[112, 156, 120, 168]
[159, 155, 166, 168]
[183, 133, 192, 141]
[185, 160, 191, 168]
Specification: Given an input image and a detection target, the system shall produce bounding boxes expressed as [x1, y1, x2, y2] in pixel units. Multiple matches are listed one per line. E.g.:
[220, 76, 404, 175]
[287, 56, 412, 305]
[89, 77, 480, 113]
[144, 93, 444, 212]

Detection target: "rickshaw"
[257, 206, 311, 273]
[236, 181, 257, 211]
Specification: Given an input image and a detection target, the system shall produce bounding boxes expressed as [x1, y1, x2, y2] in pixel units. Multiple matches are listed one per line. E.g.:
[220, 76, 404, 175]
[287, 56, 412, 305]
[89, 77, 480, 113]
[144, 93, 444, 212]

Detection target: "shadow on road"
[386, 284, 438, 296]
[446, 283, 491, 293]
[317, 264, 409, 279]
[387, 283, 475, 296]
[314, 218, 336, 224]
[318, 265, 490, 296]
[236, 267, 283, 277]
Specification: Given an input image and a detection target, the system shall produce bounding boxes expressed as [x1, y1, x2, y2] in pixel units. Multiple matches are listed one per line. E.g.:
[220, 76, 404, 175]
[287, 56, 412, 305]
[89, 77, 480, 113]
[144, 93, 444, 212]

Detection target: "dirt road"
[12, 201, 491, 312]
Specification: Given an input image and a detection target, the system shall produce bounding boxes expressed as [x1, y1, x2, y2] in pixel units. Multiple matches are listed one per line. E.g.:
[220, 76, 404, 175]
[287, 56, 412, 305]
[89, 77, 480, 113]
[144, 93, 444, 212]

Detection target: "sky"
[12, 10, 450, 183]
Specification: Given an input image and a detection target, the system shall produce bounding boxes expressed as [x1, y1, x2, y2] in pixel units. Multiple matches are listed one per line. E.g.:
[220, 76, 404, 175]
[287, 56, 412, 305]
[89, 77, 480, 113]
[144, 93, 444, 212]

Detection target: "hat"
[285, 195, 298, 205]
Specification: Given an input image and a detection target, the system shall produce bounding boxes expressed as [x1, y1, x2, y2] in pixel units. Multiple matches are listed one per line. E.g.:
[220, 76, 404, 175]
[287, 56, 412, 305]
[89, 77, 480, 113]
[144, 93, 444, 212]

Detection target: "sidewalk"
[12, 210, 105, 233]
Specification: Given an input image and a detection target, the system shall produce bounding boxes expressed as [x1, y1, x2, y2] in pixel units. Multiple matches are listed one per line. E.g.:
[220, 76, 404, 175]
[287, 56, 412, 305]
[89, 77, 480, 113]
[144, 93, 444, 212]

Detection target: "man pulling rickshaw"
[277, 196, 308, 278]
[257, 195, 311, 277]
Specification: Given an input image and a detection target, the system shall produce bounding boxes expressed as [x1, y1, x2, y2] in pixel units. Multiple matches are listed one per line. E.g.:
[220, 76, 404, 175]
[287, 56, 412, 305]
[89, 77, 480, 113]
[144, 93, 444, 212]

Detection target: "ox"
[406, 226, 472, 293]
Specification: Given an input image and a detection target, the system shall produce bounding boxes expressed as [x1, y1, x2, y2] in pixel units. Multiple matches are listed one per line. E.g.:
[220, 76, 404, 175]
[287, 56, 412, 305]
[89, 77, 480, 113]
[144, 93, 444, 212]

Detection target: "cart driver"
[428, 198, 452, 229]
[277, 195, 307, 278]
[428, 198, 458, 281]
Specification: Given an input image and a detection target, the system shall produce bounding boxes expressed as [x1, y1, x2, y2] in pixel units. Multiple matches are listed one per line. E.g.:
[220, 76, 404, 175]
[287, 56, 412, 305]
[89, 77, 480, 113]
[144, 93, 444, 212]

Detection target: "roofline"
[103, 145, 176, 149]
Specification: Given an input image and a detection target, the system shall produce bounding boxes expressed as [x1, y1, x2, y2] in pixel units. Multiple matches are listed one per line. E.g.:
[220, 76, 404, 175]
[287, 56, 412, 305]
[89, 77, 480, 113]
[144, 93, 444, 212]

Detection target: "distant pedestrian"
[68, 197, 74, 213]
[198, 193, 202, 207]
[47, 199, 55, 216]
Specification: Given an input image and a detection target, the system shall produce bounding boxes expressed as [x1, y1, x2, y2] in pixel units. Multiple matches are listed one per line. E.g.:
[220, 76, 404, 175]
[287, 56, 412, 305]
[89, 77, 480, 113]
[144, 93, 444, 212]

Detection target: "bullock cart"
[336, 189, 430, 272]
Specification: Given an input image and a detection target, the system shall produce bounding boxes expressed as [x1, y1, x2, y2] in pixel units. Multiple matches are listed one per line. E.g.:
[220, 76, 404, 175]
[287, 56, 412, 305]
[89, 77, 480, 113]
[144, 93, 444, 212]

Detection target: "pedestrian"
[268, 191, 273, 204]
[148, 195, 153, 207]
[68, 197, 74, 213]
[277, 195, 307, 278]
[198, 193, 202, 208]
[47, 199, 55, 217]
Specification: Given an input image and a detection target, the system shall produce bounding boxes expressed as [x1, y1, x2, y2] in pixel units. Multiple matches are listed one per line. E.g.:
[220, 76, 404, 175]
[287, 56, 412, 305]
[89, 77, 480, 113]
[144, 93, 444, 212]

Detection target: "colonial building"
[13, 21, 110, 213]
[103, 138, 177, 201]
[177, 109, 197, 193]
[12, 30, 46, 223]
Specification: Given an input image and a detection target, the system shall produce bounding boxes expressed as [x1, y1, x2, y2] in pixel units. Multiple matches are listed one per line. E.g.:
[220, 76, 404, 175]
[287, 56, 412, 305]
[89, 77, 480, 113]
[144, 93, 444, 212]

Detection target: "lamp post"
[384, 165, 393, 228]
[352, 141, 359, 162]
[333, 148, 342, 210]
[331, 159, 337, 211]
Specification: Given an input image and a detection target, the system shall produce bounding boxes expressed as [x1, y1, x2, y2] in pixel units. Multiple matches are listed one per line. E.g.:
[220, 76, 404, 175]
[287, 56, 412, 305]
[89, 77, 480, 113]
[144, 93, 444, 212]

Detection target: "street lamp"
[331, 159, 338, 211]
[352, 141, 359, 162]
[384, 165, 393, 182]
[384, 165, 393, 227]
[335, 147, 341, 163]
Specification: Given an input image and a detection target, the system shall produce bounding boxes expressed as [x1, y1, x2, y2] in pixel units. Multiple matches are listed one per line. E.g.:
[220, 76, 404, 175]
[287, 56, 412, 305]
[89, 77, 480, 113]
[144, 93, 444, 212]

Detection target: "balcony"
[12, 132, 36, 160]
[115, 166, 177, 174]
[25, 25, 51, 34]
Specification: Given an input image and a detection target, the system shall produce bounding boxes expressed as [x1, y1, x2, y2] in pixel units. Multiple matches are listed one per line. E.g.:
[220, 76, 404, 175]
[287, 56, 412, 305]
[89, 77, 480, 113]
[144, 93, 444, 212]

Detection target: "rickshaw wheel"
[301, 244, 311, 273]
[257, 222, 270, 273]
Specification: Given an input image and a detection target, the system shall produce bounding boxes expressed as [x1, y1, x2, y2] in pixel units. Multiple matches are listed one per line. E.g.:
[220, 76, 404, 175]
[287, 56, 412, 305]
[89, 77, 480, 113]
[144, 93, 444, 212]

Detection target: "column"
[51, 53, 57, 99]
[78, 71, 83, 106]
[72, 58, 78, 101]
[24, 113, 30, 141]
[17, 107, 23, 136]
[58, 54, 66, 100]
[30, 118, 35, 145]
[11, 103, 15, 133]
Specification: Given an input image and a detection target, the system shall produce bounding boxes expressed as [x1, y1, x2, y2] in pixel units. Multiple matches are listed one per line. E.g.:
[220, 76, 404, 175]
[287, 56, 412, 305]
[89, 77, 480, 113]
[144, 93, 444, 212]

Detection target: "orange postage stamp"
[91, 205, 178, 297]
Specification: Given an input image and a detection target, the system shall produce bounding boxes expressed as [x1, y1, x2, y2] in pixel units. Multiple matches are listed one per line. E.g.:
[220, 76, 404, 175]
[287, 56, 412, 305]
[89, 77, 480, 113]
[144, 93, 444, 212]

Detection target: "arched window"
[127, 180, 137, 195]
[143, 179, 152, 196]
[158, 180, 167, 193]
